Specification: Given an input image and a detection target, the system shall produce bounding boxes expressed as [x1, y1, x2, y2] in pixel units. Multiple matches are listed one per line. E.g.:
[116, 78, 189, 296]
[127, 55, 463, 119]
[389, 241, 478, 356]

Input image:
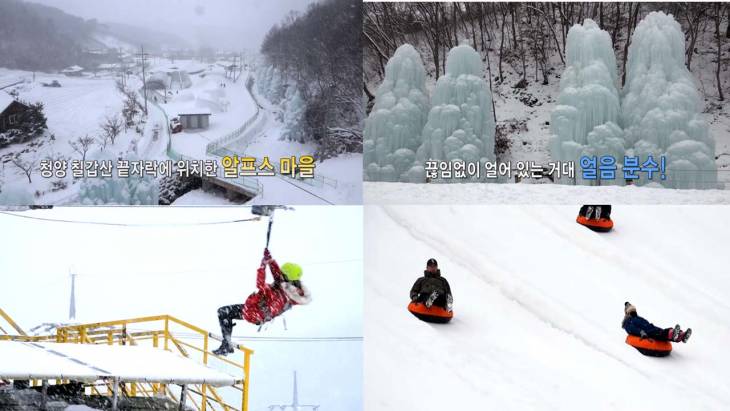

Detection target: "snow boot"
[668, 324, 681, 342]
[213, 340, 234, 356]
[585, 206, 594, 219]
[595, 206, 602, 220]
[213, 322, 235, 356]
[679, 328, 692, 343]
[425, 291, 439, 308]
[446, 294, 453, 312]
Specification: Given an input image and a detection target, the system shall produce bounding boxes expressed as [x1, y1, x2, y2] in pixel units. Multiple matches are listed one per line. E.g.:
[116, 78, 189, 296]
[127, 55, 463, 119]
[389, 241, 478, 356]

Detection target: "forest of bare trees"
[364, 2, 729, 103]
[260, 0, 362, 158]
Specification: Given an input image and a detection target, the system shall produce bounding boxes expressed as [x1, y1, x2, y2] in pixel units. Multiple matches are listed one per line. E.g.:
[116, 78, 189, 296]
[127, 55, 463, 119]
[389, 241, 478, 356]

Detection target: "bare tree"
[12, 154, 35, 183]
[69, 135, 95, 162]
[682, 3, 705, 70]
[713, 3, 726, 101]
[101, 115, 123, 145]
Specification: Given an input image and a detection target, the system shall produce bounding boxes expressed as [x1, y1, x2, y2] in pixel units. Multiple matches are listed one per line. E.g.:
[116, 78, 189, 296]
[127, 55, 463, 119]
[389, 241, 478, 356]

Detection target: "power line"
[0, 211, 261, 227]
[70, 259, 362, 278]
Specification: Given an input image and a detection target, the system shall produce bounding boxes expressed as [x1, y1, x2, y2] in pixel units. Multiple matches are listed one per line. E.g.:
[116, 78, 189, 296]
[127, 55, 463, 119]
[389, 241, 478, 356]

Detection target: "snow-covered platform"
[0, 341, 238, 386]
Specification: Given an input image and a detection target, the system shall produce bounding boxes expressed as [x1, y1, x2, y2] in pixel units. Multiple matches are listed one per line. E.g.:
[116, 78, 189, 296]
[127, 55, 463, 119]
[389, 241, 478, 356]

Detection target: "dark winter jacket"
[622, 314, 662, 336]
[410, 270, 452, 301]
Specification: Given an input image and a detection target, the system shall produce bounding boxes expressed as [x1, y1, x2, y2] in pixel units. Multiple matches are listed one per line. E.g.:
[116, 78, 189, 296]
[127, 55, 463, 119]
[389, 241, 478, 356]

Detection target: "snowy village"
[0, 0, 361, 206]
[363, 3, 730, 203]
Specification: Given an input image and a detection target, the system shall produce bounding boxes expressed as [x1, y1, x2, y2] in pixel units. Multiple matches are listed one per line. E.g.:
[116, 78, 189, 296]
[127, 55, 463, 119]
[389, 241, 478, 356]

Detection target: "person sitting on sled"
[213, 249, 311, 355]
[410, 258, 453, 311]
[579, 205, 612, 220]
[622, 302, 691, 343]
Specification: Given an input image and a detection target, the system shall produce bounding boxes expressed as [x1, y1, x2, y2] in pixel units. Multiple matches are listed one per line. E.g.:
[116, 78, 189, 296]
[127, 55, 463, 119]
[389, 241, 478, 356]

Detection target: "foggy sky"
[28, 0, 318, 51]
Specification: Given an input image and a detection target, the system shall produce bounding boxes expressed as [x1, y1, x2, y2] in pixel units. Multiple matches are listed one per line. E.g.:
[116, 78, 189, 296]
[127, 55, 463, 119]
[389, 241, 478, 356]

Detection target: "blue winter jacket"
[622, 315, 661, 336]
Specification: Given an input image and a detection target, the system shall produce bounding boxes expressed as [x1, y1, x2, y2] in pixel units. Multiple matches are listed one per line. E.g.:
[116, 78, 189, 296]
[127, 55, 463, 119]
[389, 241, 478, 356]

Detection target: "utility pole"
[69, 269, 76, 321]
[136, 45, 149, 115]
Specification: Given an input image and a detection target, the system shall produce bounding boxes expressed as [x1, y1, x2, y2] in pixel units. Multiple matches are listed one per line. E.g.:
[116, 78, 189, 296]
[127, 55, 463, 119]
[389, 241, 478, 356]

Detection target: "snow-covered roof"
[0, 341, 238, 386]
[167, 102, 212, 116]
[0, 92, 15, 112]
[179, 110, 212, 116]
[61, 65, 84, 72]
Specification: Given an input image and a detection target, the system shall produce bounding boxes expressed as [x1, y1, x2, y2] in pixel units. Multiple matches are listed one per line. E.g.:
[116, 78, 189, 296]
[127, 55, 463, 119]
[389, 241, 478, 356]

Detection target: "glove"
[639, 330, 648, 340]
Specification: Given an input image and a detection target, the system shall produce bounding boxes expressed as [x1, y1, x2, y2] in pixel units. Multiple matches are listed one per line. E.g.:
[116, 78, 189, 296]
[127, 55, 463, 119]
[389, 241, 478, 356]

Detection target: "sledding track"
[364, 205, 730, 410]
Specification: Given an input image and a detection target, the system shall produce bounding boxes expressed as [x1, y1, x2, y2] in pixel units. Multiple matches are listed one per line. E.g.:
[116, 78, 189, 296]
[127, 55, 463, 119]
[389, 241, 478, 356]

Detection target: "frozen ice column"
[364, 44, 430, 182]
[411, 43, 496, 183]
[550, 19, 624, 185]
[622, 11, 717, 189]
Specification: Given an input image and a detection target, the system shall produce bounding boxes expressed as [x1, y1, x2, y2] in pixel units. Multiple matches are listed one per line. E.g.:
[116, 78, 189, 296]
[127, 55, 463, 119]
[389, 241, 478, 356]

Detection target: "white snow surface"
[0, 341, 237, 386]
[365, 205, 730, 410]
[364, 181, 730, 204]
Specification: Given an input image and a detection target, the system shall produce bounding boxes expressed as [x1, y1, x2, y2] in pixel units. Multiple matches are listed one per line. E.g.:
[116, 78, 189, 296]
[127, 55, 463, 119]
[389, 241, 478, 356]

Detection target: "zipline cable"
[0, 211, 261, 227]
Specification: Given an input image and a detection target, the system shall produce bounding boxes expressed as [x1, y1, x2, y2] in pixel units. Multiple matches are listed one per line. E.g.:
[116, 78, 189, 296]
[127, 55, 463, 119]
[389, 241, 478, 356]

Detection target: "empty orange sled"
[625, 335, 672, 357]
[408, 302, 453, 324]
[576, 215, 614, 232]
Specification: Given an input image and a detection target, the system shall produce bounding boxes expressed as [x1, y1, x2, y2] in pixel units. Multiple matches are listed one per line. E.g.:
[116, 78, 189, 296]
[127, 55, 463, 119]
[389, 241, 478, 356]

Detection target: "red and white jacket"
[241, 249, 311, 325]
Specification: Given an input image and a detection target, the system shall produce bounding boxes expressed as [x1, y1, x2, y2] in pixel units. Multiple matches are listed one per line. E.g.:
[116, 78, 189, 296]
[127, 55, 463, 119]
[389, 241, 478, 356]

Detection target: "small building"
[61, 65, 84, 76]
[178, 110, 211, 130]
[0, 92, 30, 133]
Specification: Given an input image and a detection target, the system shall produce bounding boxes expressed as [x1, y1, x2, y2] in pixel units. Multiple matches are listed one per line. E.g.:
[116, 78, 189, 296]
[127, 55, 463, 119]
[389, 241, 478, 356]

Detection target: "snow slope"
[365, 205, 730, 410]
[365, 181, 730, 204]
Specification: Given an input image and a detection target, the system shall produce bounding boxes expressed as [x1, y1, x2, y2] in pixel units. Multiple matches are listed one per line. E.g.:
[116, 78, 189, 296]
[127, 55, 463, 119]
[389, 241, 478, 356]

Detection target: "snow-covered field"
[365, 205, 730, 410]
[0, 206, 363, 410]
[364, 181, 730, 204]
[0, 68, 166, 204]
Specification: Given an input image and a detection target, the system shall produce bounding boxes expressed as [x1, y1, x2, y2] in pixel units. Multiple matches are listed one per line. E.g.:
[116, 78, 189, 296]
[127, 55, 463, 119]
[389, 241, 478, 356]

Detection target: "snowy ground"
[364, 181, 730, 204]
[0, 206, 363, 410]
[221, 78, 363, 205]
[365, 205, 730, 410]
[165, 66, 256, 159]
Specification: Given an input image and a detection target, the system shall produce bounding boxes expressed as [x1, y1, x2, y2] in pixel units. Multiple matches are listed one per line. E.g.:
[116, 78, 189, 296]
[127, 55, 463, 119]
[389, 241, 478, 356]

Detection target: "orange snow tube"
[408, 302, 453, 324]
[576, 215, 614, 232]
[625, 335, 672, 357]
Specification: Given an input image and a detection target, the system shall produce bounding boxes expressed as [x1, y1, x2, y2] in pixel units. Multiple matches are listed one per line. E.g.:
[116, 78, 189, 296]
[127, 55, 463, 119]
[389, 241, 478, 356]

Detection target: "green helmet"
[281, 262, 302, 281]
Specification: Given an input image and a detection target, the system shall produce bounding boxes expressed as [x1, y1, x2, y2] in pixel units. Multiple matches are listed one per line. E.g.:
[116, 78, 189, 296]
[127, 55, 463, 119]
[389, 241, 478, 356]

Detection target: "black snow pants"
[415, 292, 448, 308]
[217, 304, 243, 335]
[645, 327, 673, 341]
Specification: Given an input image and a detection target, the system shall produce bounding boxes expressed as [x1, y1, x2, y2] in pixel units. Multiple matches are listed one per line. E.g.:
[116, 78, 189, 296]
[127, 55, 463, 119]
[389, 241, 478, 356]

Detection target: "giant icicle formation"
[622, 11, 717, 189]
[364, 44, 430, 182]
[410, 44, 495, 182]
[78, 154, 159, 205]
[550, 19, 625, 185]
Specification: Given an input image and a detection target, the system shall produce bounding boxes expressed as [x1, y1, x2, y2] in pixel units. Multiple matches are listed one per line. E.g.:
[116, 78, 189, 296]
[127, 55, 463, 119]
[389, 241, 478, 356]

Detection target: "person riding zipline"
[410, 258, 453, 311]
[622, 302, 691, 343]
[213, 248, 311, 355]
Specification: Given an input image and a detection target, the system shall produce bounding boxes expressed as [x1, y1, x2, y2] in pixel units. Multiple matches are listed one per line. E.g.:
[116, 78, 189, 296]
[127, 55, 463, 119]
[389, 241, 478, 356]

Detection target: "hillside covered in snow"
[365, 205, 730, 410]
